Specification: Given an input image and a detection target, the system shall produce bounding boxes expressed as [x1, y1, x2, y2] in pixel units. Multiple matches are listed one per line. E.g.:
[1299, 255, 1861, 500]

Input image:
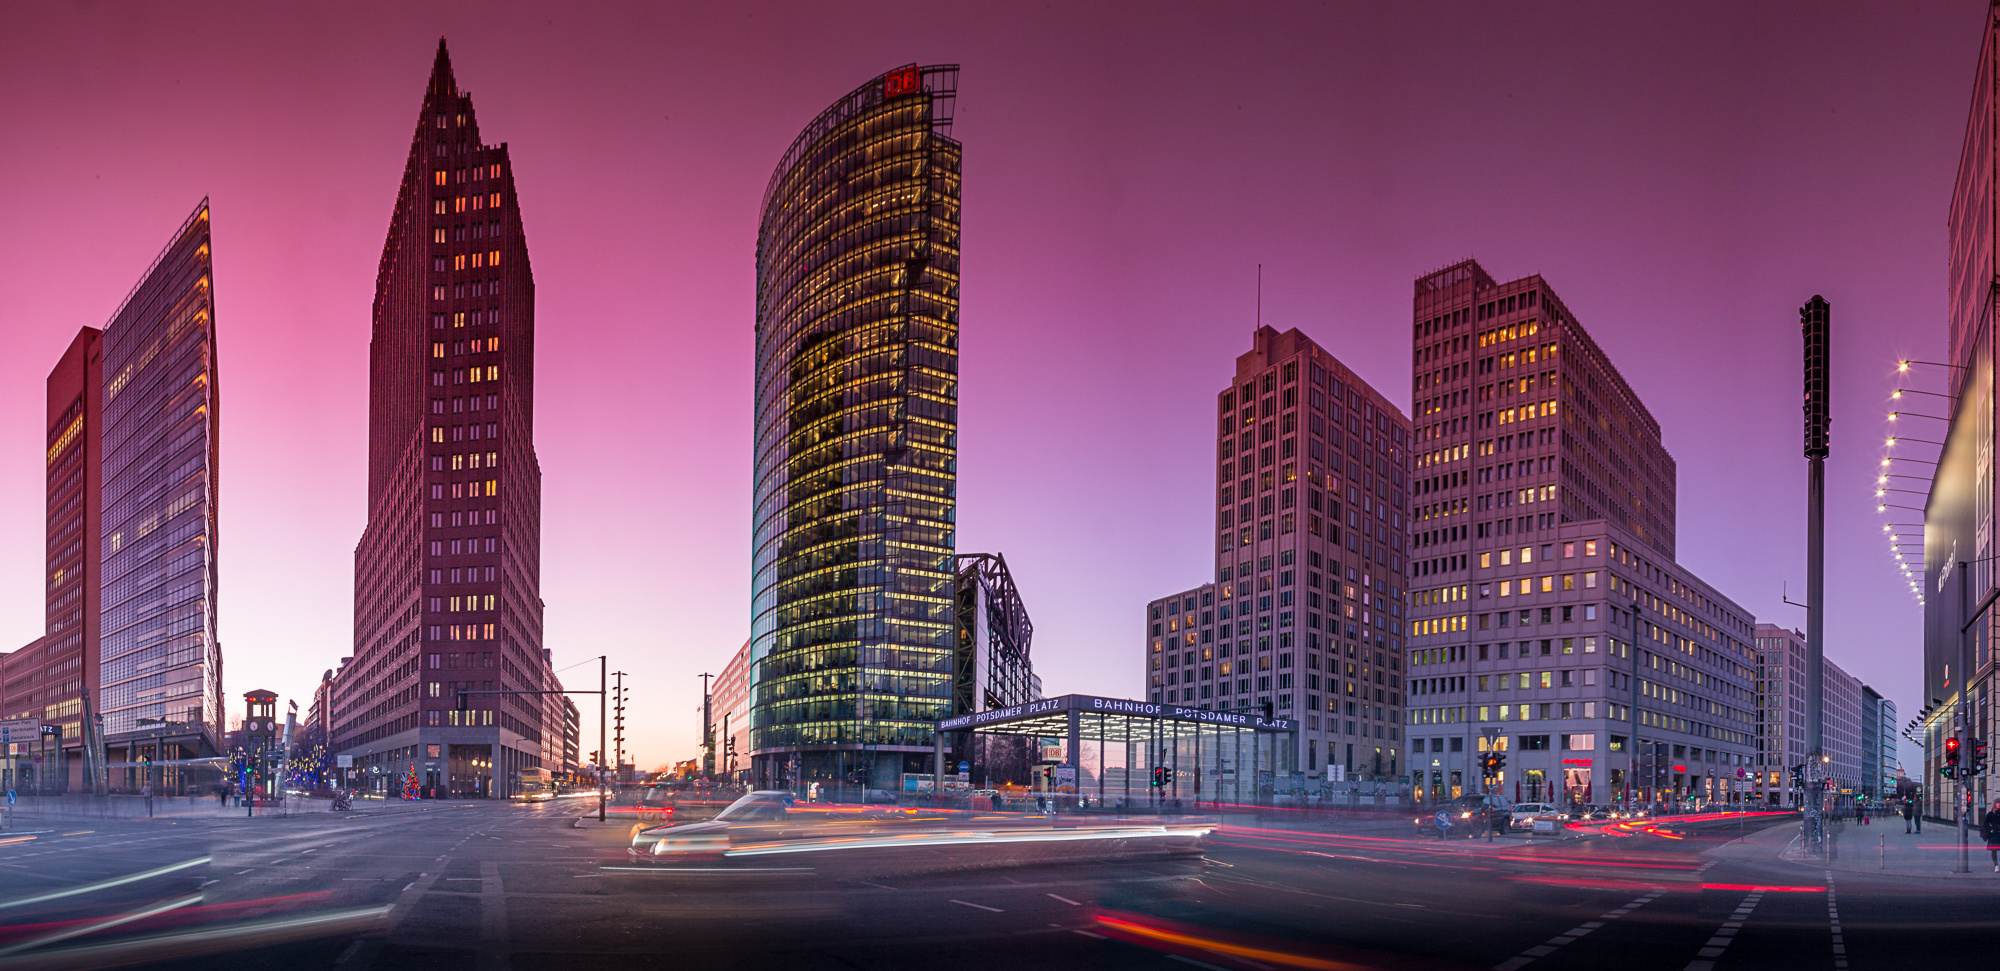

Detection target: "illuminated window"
[435, 170, 448, 186]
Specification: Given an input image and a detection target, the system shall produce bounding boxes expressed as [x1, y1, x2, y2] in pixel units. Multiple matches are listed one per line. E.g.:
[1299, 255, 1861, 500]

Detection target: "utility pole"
[612, 671, 627, 787]
[1800, 295, 1831, 849]
[599, 657, 607, 822]
[699, 672, 714, 780]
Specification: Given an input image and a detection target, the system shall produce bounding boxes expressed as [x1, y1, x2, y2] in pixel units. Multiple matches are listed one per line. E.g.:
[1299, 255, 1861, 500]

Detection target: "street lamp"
[1898, 359, 1967, 372]
[1885, 437, 1944, 447]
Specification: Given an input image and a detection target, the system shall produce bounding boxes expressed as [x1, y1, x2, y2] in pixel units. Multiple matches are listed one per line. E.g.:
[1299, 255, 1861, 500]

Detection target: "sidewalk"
[1775, 815, 2000, 879]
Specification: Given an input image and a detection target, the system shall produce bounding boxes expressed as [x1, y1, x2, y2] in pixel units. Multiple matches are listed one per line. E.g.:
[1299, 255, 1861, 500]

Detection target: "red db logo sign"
[884, 65, 920, 98]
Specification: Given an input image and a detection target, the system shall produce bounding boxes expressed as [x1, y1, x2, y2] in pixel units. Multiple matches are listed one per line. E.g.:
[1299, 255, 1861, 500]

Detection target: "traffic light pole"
[450, 654, 609, 821]
[1951, 565, 2000, 873]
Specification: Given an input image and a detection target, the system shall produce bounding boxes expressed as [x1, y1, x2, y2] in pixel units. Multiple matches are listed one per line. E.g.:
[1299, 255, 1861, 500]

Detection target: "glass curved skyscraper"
[751, 65, 962, 791]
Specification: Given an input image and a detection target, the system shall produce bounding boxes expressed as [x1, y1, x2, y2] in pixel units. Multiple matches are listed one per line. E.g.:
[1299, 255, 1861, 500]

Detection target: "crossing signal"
[1942, 737, 1962, 779]
[1151, 767, 1168, 787]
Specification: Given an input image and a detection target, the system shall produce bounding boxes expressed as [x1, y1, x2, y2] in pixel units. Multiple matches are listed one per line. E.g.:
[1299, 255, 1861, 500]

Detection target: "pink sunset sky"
[0, 2, 1977, 766]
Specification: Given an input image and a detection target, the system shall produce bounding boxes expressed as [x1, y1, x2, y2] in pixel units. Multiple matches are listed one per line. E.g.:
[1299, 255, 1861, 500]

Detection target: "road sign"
[0, 718, 40, 744]
[336, 755, 354, 768]
[1435, 810, 1452, 830]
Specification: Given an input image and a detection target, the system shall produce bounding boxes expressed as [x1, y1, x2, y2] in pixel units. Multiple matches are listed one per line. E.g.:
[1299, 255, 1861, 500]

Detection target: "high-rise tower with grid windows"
[1403, 260, 1757, 811]
[750, 65, 962, 792]
[1144, 325, 1413, 784]
[333, 40, 559, 798]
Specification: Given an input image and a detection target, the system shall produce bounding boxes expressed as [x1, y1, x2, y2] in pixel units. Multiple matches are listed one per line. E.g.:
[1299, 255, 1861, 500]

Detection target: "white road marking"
[1682, 891, 1762, 971]
[951, 899, 1004, 913]
[1493, 890, 1663, 970]
[1048, 893, 1082, 906]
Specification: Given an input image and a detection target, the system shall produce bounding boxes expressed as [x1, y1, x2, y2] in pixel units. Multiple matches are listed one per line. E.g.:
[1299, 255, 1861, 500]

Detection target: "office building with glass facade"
[750, 64, 962, 791]
[96, 201, 225, 774]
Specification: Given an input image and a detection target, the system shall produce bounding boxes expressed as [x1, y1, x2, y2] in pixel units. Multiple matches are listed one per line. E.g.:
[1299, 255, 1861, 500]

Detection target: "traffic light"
[1973, 738, 1989, 776]
[1487, 753, 1506, 776]
[1943, 737, 1961, 779]
[1151, 767, 1168, 787]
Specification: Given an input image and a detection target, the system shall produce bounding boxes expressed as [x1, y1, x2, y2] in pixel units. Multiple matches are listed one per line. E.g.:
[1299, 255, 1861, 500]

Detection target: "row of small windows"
[430, 365, 500, 387]
[431, 251, 502, 273]
[434, 397, 498, 418]
[430, 566, 496, 584]
[430, 509, 498, 529]
[430, 481, 498, 500]
[434, 337, 501, 358]
[428, 594, 496, 612]
[432, 422, 498, 442]
[430, 452, 499, 472]
[434, 278, 502, 303]
[429, 537, 498, 556]
[434, 161, 503, 182]
[428, 623, 495, 642]
[433, 193, 502, 217]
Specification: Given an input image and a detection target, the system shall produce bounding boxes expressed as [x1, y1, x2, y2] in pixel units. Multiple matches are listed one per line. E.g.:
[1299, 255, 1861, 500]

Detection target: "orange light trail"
[1095, 914, 1370, 970]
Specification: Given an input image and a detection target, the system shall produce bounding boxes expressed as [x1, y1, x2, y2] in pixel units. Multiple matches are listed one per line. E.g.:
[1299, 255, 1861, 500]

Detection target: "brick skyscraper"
[333, 40, 558, 798]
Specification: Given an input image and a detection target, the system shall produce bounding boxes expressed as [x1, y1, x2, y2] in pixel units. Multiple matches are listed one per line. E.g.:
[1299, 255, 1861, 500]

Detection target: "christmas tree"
[403, 762, 421, 801]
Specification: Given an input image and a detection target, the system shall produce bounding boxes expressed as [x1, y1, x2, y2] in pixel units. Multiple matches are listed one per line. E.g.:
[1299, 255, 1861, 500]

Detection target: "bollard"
[1880, 832, 1885, 870]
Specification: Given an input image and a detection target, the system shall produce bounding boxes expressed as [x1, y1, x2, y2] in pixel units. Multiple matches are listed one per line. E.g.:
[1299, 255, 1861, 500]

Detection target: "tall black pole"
[1801, 296, 1831, 832]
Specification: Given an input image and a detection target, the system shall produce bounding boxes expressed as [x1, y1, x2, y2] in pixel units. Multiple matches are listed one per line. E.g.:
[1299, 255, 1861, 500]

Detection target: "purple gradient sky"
[0, 2, 1976, 765]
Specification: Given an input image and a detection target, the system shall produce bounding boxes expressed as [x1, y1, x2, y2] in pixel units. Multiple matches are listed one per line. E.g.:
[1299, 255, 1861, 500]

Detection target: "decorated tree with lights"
[403, 762, 420, 801]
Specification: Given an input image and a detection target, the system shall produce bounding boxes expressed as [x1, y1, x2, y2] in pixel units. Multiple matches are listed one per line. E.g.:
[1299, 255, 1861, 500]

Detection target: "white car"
[631, 790, 793, 855]
[1508, 802, 1559, 829]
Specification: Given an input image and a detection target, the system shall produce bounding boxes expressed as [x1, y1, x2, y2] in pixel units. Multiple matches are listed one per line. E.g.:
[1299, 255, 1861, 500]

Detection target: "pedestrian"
[1984, 799, 2000, 872]
[1902, 797, 1918, 834]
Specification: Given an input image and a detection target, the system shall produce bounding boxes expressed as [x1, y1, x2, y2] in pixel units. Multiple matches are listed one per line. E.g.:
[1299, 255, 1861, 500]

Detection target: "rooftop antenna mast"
[1256, 264, 1262, 330]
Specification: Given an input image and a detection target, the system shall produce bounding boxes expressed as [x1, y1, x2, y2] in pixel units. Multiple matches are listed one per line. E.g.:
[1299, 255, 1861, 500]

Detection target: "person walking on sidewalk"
[1903, 798, 1921, 834]
[1982, 799, 2000, 871]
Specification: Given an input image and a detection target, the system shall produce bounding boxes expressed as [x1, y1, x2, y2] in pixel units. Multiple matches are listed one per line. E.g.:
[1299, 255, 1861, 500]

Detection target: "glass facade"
[751, 65, 962, 787]
[97, 202, 222, 747]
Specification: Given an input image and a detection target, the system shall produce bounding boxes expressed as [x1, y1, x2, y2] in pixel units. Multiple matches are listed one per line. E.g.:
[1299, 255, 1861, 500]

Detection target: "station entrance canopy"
[934, 694, 1296, 808]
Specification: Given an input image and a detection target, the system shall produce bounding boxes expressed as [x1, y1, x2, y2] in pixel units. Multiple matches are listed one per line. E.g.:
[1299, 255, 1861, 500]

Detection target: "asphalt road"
[0, 802, 1991, 970]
